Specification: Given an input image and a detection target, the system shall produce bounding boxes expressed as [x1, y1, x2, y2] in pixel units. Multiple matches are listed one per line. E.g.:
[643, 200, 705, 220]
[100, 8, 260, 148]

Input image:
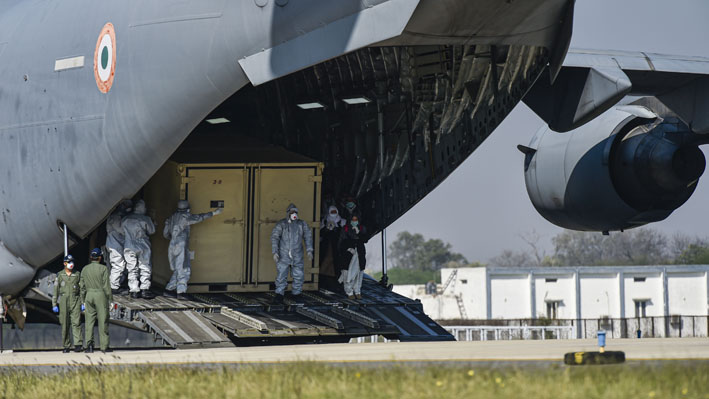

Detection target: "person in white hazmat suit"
[122, 200, 156, 299]
[270, 203, 313, 303]
[107, 200, 132, 294]
[163, 200, 223, 299]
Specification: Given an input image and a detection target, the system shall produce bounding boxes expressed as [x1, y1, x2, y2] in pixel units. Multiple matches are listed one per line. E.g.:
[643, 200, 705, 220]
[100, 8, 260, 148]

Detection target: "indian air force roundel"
[94, 23, 116, 93]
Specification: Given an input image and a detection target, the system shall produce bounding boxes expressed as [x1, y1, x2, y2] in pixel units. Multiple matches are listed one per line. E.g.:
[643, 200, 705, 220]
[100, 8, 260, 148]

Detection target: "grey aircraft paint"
[0, 0, 573, 297]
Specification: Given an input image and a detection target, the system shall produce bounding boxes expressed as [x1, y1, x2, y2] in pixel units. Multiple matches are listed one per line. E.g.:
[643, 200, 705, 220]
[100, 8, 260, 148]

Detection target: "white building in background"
[394, 265, 709, 321]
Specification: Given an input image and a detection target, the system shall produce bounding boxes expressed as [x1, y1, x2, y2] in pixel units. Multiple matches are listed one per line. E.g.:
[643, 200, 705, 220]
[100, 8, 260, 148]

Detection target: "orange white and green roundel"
[94, 23, 116, 93]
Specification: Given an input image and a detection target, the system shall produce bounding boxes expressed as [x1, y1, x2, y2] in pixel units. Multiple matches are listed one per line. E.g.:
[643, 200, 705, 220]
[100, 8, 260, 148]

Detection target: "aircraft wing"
[524, 48, 709, 133]
[564, 48, 709, 76]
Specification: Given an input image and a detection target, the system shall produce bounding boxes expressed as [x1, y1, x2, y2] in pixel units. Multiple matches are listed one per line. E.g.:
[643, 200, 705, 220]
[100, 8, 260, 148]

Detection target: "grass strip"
[0, 361, 707, 398]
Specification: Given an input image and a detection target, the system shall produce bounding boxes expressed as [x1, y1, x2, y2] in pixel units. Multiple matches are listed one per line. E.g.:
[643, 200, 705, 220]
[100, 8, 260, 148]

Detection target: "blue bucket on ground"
[597, 330, 606, 347]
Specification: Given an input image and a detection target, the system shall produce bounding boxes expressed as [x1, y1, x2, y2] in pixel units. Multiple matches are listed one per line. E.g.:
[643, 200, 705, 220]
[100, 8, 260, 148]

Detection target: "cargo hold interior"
[140, 125, 325, 294]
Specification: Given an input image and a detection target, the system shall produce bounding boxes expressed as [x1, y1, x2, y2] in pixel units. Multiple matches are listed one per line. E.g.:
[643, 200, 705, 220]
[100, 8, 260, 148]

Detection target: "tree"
[488, 249, 535, 267]
[669, 233, 709, 261]
[552, 228, 670, 266]
[388, 231, 467, 271]
[675, 244, 709, 264]
[488, 227, 709, 267]
[388, 231, 425, 269]
[371, 268, 442, 284]
[519, 230, 546, 266]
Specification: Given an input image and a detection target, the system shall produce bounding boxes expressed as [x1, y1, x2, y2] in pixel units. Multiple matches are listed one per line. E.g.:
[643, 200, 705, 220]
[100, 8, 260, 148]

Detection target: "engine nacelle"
[522, 105, 706, 232]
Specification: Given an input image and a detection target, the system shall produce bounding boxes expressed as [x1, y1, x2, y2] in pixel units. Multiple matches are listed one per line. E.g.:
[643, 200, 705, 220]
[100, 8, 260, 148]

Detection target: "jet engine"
[521, 105, 706, 232]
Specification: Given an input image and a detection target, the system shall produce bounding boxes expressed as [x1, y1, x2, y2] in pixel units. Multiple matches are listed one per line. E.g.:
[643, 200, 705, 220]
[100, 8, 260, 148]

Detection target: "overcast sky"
[367, 0, 709, 268]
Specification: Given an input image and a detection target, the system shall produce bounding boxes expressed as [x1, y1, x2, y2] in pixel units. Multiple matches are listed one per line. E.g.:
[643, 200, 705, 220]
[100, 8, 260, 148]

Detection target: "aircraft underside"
[194, 44, 549, 236]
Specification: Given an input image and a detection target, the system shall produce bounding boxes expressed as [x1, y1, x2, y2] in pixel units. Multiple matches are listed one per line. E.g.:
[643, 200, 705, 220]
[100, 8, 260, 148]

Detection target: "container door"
[252, 166, 319, 286]
[185, 167, 247, 287]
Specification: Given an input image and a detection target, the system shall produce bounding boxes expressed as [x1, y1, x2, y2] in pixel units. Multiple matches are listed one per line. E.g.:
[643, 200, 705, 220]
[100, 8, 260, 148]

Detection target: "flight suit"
[52, 271, 83, 349]
[80, 261, 112, 351]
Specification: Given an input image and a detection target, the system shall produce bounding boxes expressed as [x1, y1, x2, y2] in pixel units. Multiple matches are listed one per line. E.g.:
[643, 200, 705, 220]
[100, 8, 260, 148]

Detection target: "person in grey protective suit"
[107, 200, 132, 294]
[270, 203, 313, 303]
[163, 200, 223, 299]
[122, 199, 156, 299]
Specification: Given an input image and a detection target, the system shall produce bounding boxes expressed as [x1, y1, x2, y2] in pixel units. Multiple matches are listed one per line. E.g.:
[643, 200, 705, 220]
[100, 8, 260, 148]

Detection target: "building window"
[599, 316, 612, 330]
[546, 301, 561, 319]
[545, 278, 557, 283]
[634, 277, 646, 282]
[460, 279, 468, 284]
[634, 300, 648, 317]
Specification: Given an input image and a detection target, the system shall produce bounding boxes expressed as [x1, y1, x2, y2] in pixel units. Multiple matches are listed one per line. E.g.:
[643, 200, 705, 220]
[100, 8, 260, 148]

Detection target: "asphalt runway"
[0, 338, 707, 368]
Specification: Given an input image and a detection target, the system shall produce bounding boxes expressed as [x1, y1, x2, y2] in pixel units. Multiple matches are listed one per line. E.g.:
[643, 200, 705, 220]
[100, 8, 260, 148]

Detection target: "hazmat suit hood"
[286, 203, 299, 216]
[120, 199, 133, 214]
[177, 200, 190, 212]
[134, 200, 147, 215]
[326, 205, 342, 224]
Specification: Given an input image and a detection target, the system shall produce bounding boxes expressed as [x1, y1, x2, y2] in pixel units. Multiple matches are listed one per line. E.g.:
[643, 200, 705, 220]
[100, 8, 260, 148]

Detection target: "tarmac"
[0, 338, 707, 367]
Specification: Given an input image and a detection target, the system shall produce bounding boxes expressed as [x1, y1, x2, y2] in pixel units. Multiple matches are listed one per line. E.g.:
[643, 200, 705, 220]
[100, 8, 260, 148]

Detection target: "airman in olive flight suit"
[80, 248, 113, 353]
[52, 255, 83, 353]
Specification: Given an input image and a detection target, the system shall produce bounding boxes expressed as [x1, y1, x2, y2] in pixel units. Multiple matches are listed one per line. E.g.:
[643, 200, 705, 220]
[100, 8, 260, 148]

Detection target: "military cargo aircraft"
[1, 0, 708, 346]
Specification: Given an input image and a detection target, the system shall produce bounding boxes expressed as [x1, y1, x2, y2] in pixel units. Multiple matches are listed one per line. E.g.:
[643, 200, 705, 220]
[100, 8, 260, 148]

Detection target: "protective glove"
[273, 253, 279, 262]
[81, 304, 85, 312]
[347, 248, 356, 255]
[353, 226, 360, 234]
[52, 306, 59, 314]
[213, 208, 224, 216]
[307, 251, 313, 261]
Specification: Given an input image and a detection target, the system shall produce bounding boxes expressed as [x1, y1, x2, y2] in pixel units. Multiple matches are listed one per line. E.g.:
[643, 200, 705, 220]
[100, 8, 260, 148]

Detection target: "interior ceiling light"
[296, 102, 325, 110]
[342, 96, 371, 105]
[206, 117, 230, 124]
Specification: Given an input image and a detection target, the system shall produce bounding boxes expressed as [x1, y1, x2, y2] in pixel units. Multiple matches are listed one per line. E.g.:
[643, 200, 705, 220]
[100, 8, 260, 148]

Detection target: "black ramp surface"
[138, 310, 234, 348]
[107, 278, 453, 346]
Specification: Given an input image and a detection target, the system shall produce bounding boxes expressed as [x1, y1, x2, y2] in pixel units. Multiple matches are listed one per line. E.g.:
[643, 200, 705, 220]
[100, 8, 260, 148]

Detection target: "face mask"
[346, 202, 355, 210]
[65, 262, 74, 271]
[290, 213, 298, 221]
[351, 221, 359, 228]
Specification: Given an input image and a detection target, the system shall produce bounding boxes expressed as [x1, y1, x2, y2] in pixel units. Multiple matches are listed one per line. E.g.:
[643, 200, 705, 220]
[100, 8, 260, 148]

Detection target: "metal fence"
[576, 316, 708, 339]
[348, 326, 575, 343]
[349, 317, 709, 343]
[444, 325, 576, 341]
[350, 335, 397, 344]
[438, 316, 709, 339]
